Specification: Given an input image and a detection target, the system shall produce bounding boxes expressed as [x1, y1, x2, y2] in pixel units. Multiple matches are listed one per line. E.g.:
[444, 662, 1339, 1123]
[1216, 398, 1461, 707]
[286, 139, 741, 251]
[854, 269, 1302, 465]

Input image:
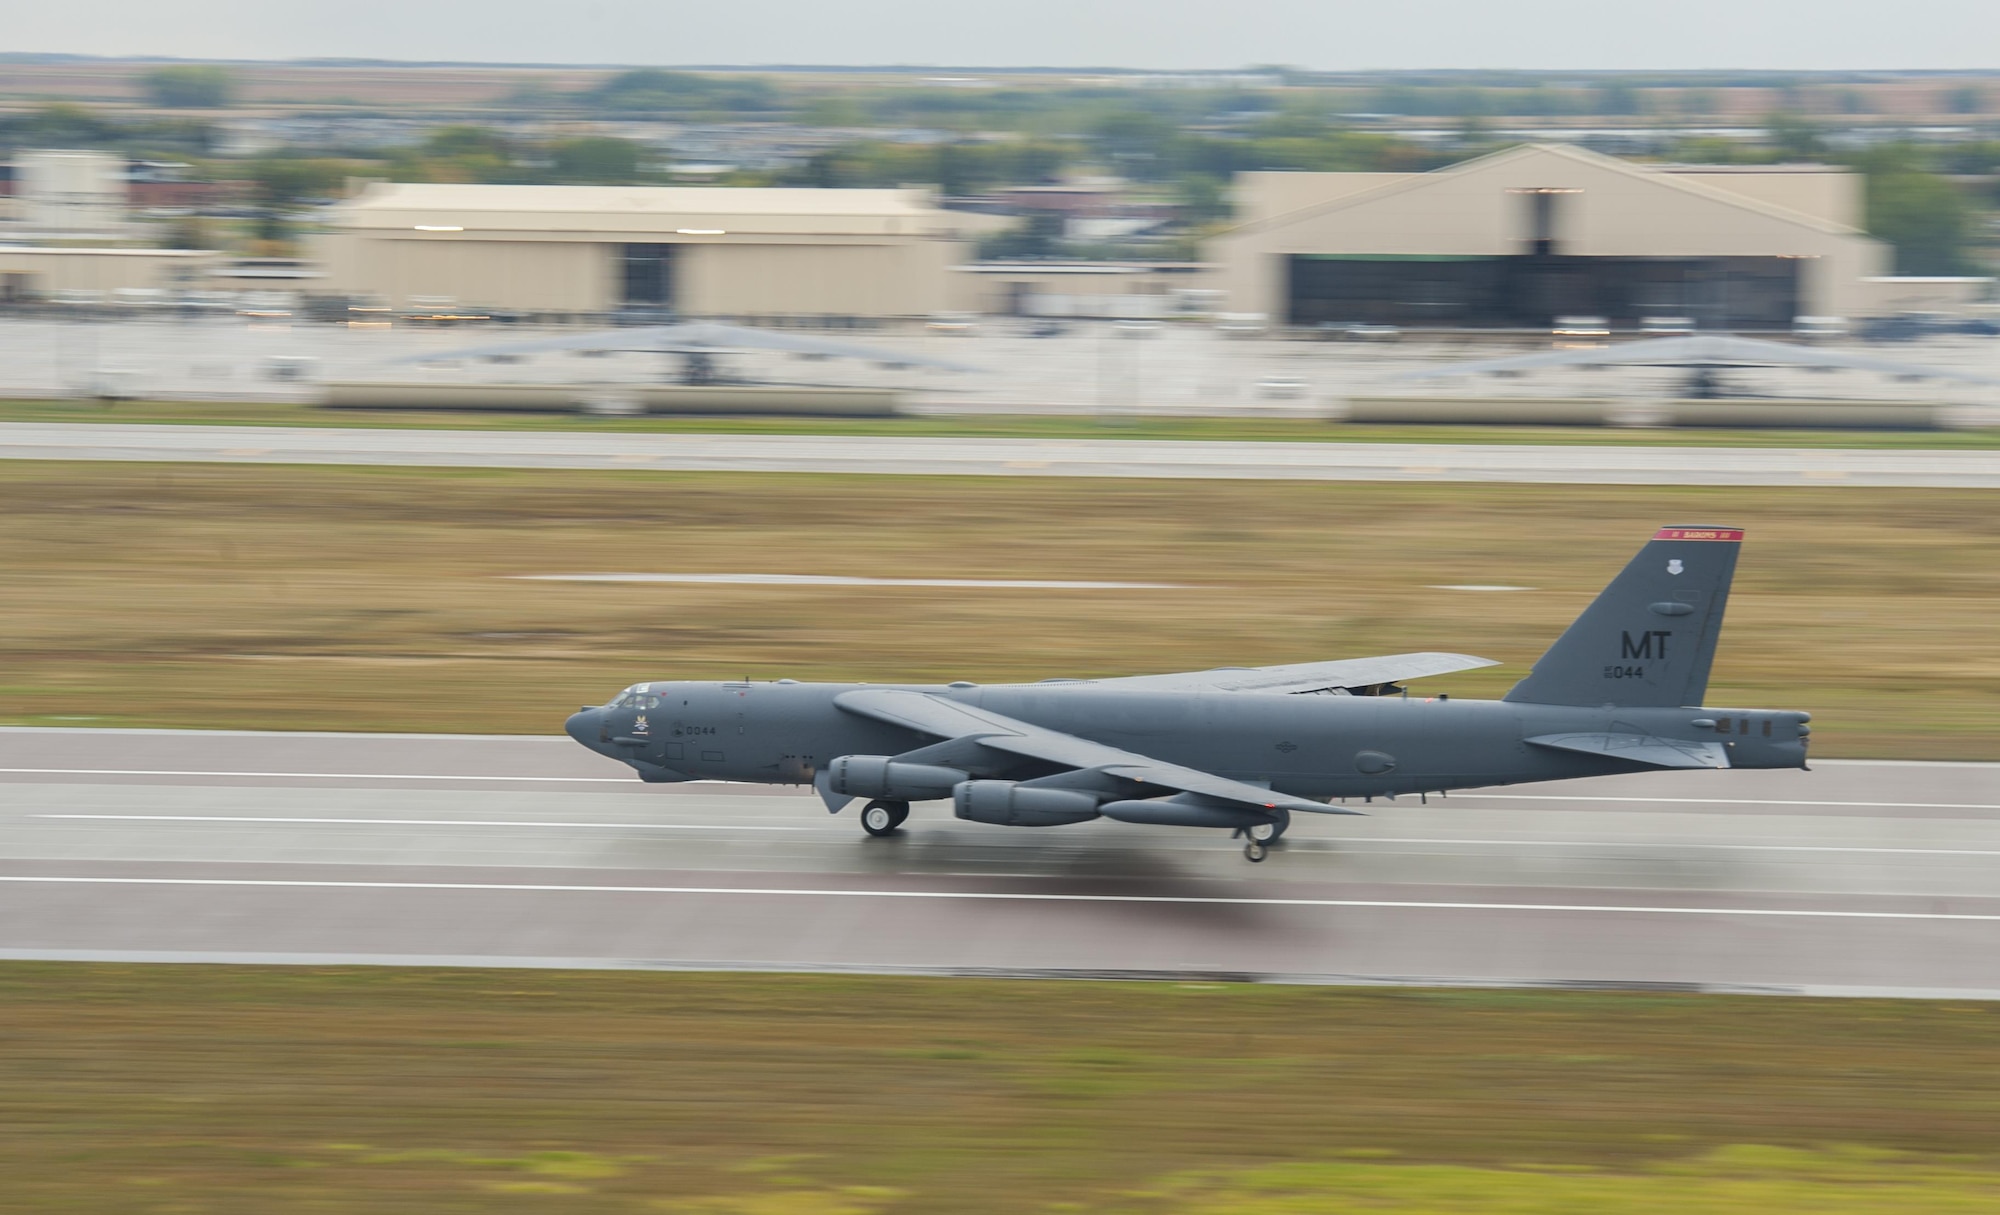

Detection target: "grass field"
[7, 396, 2000, 448]
[5, 964, 2000, 1212]
[1, 463, 1995, 755]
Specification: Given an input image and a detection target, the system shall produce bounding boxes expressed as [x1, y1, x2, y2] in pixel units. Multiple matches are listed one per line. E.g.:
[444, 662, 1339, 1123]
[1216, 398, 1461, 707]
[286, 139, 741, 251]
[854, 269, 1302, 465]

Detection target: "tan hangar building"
[1209, 143, 1900, 330]
[316, 182, 984, 318]
[0, 247, 219, 301]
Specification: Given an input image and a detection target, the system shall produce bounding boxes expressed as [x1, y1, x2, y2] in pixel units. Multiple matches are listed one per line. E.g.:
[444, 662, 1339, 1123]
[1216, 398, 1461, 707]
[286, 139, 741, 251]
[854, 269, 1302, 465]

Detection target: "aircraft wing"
[391, 322, 982, 372]
[1392, 335, 2000, 386]
[1072, 651, 1498, 695]
[833, 688, 1355, 814]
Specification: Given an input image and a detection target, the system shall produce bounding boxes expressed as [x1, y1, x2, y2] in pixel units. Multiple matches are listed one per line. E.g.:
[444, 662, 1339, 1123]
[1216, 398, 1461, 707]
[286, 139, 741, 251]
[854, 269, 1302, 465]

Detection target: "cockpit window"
[609, 686, 659, 709]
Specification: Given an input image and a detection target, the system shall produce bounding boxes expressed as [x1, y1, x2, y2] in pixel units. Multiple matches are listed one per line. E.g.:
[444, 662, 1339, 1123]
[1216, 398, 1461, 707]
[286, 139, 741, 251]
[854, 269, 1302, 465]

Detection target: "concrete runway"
[4, 727, 1999, 995]
[6, 421, 2000, 486]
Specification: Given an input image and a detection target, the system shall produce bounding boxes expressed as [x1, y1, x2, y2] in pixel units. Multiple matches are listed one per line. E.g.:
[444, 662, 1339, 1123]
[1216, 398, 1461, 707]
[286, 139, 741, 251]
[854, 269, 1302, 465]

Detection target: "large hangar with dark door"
[1209, 144, 1892, 330]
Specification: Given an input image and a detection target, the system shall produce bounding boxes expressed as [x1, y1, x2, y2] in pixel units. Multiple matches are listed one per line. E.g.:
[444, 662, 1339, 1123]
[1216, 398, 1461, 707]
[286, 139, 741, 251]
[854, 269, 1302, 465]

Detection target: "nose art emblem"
[1667, 559, 1683, 575]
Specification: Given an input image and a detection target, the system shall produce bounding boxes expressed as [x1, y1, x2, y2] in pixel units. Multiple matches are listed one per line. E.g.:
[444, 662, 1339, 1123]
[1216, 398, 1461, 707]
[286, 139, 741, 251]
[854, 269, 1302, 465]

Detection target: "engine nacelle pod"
[1098, 797, 1278, 831]
[825, 755, 966, 802]
[953, 780, 1101, 827]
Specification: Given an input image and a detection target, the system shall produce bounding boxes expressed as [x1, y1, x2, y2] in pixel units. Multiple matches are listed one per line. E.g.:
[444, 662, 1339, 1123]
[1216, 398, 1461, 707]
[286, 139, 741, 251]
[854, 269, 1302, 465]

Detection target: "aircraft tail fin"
[1503, 526, 1742, 709]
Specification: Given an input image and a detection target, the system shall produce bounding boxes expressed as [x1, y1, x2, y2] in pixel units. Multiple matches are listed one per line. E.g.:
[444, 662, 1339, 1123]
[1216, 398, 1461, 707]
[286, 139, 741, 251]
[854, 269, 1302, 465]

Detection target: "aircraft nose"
[565, 708, 601, 747]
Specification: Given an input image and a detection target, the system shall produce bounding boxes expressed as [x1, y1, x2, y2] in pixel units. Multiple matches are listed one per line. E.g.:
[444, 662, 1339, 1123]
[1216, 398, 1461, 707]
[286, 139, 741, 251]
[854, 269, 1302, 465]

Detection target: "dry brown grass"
[1, 462, 1995, 756]
[4, 964, 2000, 1213]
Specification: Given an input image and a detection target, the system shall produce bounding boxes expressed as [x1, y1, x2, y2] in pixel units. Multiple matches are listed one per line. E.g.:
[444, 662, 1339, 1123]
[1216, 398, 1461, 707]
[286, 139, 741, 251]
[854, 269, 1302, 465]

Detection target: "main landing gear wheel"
[1244, 840, 1269, 863]
[1233, 809, 1290, 854]
[1233, 810, 1290, 847]
[861, 800, 910, 837]
[1251, 808, 1290, 842]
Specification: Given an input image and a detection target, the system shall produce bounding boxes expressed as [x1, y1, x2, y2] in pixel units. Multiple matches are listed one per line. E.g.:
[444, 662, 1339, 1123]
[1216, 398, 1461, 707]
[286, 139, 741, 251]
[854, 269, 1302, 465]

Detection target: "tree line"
[5, 95, 1989, 274]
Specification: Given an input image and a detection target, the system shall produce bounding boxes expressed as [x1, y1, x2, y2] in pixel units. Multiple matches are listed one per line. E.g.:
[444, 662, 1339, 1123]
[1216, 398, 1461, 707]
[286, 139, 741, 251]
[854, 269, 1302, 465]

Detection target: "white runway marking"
[6, 873, 2000, 921]
[31, 816, 2000, 858]
[1447, 793, 2000, 812]
[0, 768, 635, 783]
[1354, 837, 2000, 857]
[514, 573, 1189, 589]
[36, 814, 810, 832]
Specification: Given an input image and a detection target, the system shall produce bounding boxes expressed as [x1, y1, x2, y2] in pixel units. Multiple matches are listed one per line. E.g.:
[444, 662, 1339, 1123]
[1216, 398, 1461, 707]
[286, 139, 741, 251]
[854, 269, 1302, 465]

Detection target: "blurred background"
[2, 54, 1999, 415]
[5, 18, 2000, 1215]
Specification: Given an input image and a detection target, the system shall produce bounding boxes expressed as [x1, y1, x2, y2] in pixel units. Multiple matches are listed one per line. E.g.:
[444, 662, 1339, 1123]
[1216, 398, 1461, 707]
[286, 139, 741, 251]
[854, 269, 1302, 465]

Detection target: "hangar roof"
[1224, 143, 1868, 242]
[330, 182, 964, 240]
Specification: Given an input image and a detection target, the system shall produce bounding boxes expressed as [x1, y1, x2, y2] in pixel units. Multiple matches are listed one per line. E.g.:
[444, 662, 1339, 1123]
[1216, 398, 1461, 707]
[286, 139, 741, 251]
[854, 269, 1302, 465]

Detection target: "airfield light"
[677, 228, 727, 235]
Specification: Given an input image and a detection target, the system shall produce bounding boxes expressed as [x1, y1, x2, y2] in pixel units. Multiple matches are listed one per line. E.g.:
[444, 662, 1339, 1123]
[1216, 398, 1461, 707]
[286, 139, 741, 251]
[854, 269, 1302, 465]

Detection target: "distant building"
[0, 155, 244, 219]
[958, 183, 1177, 244]
[955, 261, 1209, 318]
[15, 150, 127, 234]
[0, 248, 217, 302]
[316, 182, 989, 318]
[125, 161, 249, 212]
[1209, 144, 1902, 329]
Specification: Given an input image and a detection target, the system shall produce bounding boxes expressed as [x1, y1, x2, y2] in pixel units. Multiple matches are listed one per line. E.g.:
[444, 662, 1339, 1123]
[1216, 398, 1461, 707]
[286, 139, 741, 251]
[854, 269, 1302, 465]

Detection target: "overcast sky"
[11, 1, 1999, 71]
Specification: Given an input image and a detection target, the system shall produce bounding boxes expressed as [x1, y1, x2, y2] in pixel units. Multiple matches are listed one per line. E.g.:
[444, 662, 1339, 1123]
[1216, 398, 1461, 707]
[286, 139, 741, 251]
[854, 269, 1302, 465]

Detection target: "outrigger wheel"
[1243, 840, 1269, 863]
[861, 799, 910, 837]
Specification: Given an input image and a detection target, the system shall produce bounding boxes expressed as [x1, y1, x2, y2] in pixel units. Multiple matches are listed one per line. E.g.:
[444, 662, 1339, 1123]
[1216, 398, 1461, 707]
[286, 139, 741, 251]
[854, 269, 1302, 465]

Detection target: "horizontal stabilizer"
[1527, 732, 1730, 770]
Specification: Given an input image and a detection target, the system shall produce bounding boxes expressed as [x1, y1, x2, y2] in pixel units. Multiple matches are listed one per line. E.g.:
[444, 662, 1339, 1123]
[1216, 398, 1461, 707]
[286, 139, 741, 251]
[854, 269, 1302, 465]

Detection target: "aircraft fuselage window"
[1713, 718, 1731, 733]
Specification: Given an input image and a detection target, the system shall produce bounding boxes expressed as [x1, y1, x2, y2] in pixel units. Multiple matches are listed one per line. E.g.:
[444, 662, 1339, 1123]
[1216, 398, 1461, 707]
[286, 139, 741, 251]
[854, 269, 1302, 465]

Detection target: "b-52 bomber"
[565, 527, 1809, 861]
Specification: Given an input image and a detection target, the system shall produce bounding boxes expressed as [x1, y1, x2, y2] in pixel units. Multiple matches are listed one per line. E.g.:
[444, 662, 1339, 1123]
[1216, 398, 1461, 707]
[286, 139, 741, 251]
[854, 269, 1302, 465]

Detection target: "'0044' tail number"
[1603, 664, 1645, 679]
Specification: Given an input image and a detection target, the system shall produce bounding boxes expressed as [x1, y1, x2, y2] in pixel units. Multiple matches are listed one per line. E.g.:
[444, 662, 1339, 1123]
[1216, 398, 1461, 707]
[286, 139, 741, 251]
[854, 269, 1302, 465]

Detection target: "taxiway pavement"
[4, 727, 1998, 995]
[5, 422, 1999, 487]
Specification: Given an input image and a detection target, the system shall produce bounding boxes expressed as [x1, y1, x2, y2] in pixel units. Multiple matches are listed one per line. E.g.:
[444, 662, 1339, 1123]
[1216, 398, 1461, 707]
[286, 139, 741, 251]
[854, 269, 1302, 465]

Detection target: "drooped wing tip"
[1653, 526, 1745, 543]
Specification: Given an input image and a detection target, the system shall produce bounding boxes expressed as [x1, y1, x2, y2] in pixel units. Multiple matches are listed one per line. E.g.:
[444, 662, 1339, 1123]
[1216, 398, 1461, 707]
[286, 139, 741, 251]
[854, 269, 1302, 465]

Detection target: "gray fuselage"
[566, 680, 1808, 801]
